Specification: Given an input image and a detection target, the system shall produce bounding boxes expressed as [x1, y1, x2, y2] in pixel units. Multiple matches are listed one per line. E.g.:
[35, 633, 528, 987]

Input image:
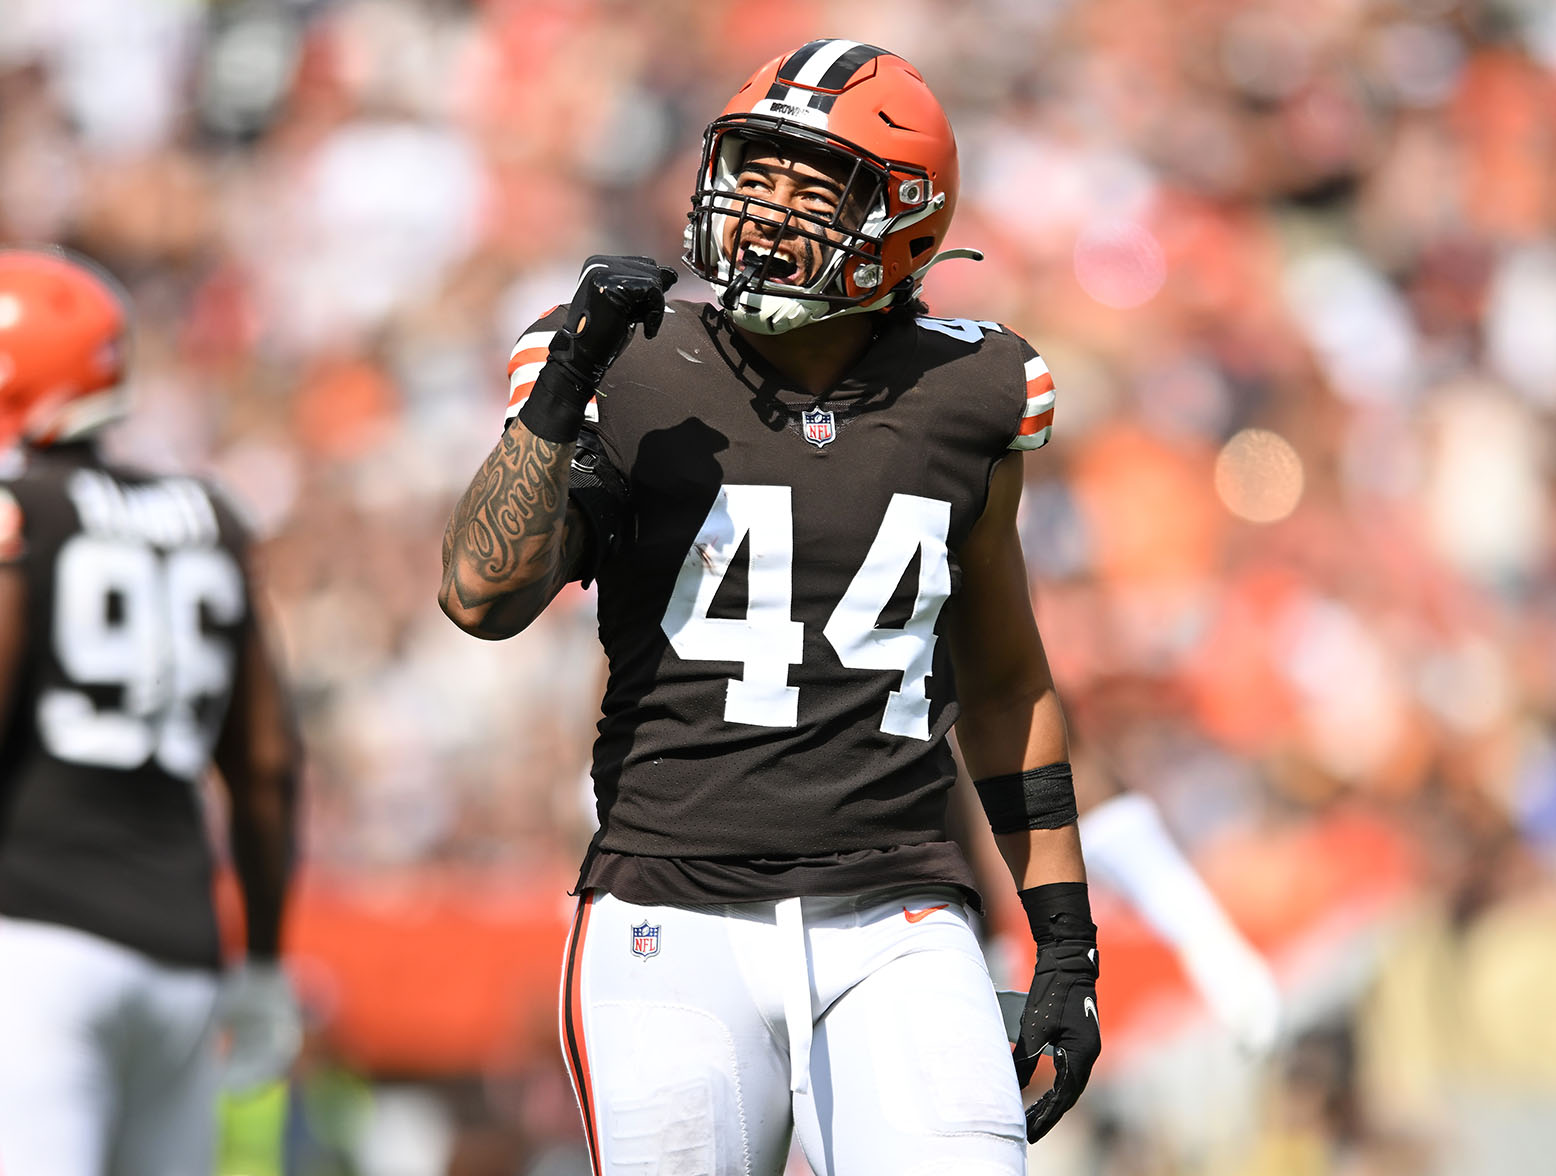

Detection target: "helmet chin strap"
[820, 246, 987, 322]
[909, 247, 984, 283]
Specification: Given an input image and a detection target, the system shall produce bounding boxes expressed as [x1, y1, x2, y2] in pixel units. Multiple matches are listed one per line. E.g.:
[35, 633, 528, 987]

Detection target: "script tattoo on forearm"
[441, 427, 584, 637]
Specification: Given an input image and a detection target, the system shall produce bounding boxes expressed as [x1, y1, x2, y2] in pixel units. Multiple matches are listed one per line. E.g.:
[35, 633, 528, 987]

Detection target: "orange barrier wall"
[230, 811, 1416, 1076]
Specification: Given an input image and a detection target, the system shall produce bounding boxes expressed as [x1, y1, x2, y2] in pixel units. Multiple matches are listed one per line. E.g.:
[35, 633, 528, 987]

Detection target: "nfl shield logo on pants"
[631, 921, 660, 960]
[801, 407, 836, 448]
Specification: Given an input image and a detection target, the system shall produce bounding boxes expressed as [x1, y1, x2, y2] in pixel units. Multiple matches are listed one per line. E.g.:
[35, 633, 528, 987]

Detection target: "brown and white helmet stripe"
[755, 39, 889, 120]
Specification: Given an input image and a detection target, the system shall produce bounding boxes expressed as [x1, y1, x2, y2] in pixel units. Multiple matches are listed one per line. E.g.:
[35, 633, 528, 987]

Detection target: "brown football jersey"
[507, 300, 1054, 901]
[0, 446, 253, 969]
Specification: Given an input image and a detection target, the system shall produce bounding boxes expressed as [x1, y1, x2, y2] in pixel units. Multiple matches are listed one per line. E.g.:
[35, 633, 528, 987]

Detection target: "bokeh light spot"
[1073, 219, 1167, 308]
[1215, 428, 1304, 522]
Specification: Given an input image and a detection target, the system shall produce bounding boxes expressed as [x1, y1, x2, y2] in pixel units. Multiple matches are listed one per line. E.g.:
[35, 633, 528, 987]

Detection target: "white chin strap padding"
[728, 279, 906, 334]
[728, 290, 829, 335]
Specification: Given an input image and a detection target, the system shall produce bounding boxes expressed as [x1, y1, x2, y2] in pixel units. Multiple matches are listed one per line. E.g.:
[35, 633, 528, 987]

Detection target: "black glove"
[518, 255, 678, 443]
[1014, 883, 1101, 1143]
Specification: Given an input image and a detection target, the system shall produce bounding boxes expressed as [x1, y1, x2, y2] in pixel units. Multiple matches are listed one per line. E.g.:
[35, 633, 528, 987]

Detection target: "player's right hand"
[551, 255, 679, 388]
[518, 256, 678, 443]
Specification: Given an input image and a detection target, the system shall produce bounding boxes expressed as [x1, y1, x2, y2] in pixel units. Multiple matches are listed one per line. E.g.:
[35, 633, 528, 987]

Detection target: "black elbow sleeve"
[567, 428, 632, 587]
[974, 761, 1078, 834]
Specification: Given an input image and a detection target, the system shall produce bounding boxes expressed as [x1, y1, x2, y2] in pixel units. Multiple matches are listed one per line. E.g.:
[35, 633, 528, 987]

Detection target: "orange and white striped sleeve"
[1008, 352, 1055, 451]
[501, 317, 599, 431]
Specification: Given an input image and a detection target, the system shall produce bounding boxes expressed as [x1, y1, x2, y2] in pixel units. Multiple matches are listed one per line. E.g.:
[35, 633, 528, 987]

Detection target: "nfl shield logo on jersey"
[631, 921, 660, 960]
[801, 407, 836, 448]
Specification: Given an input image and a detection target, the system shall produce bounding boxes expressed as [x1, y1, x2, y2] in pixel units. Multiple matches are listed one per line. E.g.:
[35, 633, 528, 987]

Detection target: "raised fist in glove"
[216, 960, 304, 1092]
[519, 255, 679, 443]
[1014, 883, 1102, 1143]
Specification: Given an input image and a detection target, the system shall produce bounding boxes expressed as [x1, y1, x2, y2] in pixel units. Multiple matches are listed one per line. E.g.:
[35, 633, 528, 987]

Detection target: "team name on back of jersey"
[66, 469, 220, 548]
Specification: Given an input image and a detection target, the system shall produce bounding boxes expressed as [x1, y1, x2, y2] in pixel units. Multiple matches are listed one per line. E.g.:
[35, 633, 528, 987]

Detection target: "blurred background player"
[1075, 767, 1282, 1055]
[0, 247, 303, 1176]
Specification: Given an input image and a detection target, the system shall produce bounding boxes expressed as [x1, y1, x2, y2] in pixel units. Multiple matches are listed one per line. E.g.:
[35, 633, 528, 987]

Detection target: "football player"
[442, 40, 1099, 1173]
[0, 248, 302, 1176]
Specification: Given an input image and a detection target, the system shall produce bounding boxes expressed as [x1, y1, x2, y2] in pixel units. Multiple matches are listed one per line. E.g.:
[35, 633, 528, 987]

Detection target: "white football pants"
[0, 917, 221, 1176]
[560, 889, 1026, 1176]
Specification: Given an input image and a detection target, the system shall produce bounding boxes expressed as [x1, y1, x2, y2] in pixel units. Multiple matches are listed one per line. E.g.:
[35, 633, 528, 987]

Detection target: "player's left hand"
[1013, 940, 1101, 1142]
[216, 960, 304, 1092]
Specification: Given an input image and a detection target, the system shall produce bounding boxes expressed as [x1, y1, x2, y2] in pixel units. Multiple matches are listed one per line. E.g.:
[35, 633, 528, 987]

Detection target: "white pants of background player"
[561, 888, 1027, 1176]
[0, 917, 221, 1176]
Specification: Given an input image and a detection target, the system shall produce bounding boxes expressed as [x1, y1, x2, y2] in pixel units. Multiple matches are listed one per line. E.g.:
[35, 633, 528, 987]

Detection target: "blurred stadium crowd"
[3, 0, 1556, 1173]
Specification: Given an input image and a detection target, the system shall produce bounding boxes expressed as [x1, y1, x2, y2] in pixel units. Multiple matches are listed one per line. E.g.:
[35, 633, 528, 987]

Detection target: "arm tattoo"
[440, 426, 580, 637]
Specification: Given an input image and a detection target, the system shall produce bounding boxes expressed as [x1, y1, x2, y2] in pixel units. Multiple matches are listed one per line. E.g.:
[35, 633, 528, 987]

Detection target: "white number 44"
[661, 485, 951, 739]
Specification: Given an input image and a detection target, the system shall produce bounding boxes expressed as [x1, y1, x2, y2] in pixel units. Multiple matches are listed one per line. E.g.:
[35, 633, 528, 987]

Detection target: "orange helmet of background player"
[684, 39, 979, 334]
[0, 248, 128, 449]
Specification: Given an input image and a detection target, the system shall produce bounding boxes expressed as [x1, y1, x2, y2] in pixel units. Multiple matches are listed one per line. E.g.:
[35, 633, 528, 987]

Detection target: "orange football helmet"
[685, 39, 980, 334]
[0, 248, 128, 448]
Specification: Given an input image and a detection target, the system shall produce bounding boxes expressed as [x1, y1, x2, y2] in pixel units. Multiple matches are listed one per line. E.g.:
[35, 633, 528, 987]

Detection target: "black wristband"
[517, 362, 593, 444]
[1018, 881, 1096, 947]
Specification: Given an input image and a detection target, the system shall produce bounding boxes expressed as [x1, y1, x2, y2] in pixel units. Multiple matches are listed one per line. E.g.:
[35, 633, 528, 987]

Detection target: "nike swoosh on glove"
[216, 960, 304, 1092]
[1014, 940, 1101, 1142]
